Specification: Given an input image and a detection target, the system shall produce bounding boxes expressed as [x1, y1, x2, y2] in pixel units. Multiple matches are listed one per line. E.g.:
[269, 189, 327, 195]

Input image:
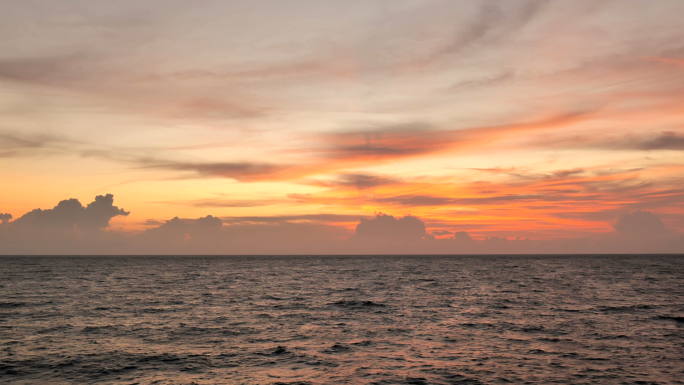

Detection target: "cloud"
[305, 173, 399, 191]
[613, 210, 668, 238]
[221, 221, 349, 254]
[645, 57, 684, 69]
[375, 194, 455, 207]
[448, 71, 517, 91]
[320, 122, 450, 161]
[130, 215, 228, 254]
[143, 161, 294, 182]
[350, 213, 426, 242]
[221, 214, 362, 225]
[129, 111, 594, 183]
[195, 214, 222, 227]
[137, 213, 352, 255]
[529, 131, 684, 152]
[1, 193, 683, 255]
[141, 215, 223, 241]
[0, 194, 129, 254]
[122, 111, 595, 183]
[0, 132, 83, 158]
[628, 132, 684, 151]
[454, 231, 473, 241]
[432, 230, 452, 236]
[290, 191, 569, 208]
[10, 194, 128, 230]
[419, 0, 548, 67]
[0, 54, 86, 84]
[0, 213, 12, 223]
[316, 110, 597, 164]
[2, 107, 599, 186]
[155, 198, 279, 208]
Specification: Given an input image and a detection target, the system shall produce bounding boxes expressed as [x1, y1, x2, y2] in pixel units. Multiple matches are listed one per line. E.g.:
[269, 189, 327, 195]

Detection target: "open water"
[0, 255, 683, 384]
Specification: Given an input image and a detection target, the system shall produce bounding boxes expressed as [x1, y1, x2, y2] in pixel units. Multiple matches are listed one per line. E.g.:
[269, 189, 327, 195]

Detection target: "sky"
[1, 0, 684, 254]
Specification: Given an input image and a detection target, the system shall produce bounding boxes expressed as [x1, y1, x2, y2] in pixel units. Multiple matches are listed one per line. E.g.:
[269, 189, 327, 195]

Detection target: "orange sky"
[1, 0, 684, 248]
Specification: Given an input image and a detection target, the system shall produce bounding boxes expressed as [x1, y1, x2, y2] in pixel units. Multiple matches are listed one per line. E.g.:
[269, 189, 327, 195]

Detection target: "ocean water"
[0, 255, 683, 385]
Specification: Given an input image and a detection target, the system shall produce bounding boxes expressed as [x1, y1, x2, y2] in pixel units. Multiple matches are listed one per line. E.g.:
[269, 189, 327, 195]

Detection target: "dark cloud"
[0, 213, 12, 223]
[195, 214, 222, 226]
[0, 195, 129, 254]
[2, 109, 598, 184]
[141, 219, 165, 226]
[532, 132, 684, 152]
[1, 193, 682, 255]
[0, 54, 86, 84]
[613, 210, 668, 238]
[469, 166, 586, 181]
[375, 195, 455, 207]
[82, 194, 131, 229]
[306, 173, 398, 190]
[142, 215, 223, 241]
[138, 111, 594, 182]
[142, 217, 188, 240]
[432, 230, 452, 236]
[321, 123, 452, 161]
[483, 236, 509, 246]
[569, 132, 684, 152]
[289, 191, 584, 208]
[221, 214, 362, 225]
[318, 110, 596, 165]
[454, 231, 473, 241]
[390, 193, 571, 206]
[350, 213, 426, 241]
[629, 132, 684, 151]
[144, 161, 292, 182]
[552, 209, 624, 223]
[11, 194, 128, 230]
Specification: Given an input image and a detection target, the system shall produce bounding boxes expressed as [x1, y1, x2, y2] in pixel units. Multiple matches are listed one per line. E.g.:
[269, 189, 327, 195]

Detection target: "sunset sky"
[1, 0, 684, 254]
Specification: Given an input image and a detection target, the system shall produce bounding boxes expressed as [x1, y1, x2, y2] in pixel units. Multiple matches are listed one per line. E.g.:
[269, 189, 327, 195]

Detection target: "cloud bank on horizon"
[1, 0, 684, 253]
[0, 195, 682, 254]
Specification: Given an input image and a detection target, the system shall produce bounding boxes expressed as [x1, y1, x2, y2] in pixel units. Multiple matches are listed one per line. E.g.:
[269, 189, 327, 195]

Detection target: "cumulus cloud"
[343, 213, 433, 254]
[141, 215, 222, 241]
[351, 213, 426, 241]
[10, 194, 128, 230]
[483, 236, 509, 246]
[128, 215, 226, 254]
[0, 195, 129, 254]
[613, 210, 668, 237]
[432, 230, 452, 236]
[454, 231, 473, 241]
[137, 213, 352, 255]
[1, 194, 682, 255]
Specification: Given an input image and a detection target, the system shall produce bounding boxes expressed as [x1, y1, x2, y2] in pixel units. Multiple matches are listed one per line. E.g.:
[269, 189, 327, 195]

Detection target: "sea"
[0, 255, 683, 384]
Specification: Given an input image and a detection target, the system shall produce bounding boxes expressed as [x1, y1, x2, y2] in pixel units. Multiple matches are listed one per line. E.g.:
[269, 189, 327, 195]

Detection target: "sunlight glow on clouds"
[1, 0, 684, 253]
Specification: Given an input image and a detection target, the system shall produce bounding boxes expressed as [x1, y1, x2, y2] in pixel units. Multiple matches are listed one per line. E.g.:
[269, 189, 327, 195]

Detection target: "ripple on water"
[0, 255, 683, 384]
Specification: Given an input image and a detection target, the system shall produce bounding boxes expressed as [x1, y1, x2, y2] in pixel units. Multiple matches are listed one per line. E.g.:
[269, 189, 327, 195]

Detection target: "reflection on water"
[1, 255, 683, 384]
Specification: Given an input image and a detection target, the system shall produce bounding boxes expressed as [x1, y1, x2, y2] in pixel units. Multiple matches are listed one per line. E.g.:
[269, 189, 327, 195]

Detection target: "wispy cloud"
[154, 198, 280, 208]
[144, 161, 295, 182]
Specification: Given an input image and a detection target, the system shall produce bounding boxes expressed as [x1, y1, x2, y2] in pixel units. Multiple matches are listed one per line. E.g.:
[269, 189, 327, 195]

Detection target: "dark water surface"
[1, 255, 683, 384]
